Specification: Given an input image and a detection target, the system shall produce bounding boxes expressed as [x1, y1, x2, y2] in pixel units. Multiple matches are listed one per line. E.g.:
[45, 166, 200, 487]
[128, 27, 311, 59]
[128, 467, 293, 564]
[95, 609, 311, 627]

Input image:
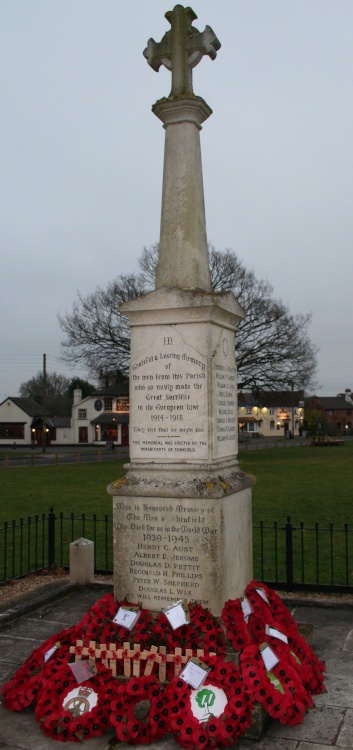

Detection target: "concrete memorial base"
[109, 463, 252, 616]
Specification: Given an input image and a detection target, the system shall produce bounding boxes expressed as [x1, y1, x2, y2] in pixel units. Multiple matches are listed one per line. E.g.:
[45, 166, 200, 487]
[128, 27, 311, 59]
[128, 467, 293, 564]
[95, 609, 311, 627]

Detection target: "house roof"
[238, 390, 304, 408]
[91, 414, 129, 425]
[51, 417, 71, 428]
[311, 396, 353, 411]
[1, 397, 43, 416]
[30, 415, 71, 429]
[92, 382, 129, 397]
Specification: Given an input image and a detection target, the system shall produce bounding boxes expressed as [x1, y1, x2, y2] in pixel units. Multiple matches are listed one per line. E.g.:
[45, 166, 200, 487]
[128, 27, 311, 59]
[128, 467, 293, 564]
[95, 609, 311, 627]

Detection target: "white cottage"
[71, 383, 130, 447]
[0, 397, 71, 446]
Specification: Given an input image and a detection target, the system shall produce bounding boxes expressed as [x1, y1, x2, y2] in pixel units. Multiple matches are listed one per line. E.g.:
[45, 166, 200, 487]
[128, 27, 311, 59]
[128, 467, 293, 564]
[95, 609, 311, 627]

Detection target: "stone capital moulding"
[120, 287, 245, 331]
[152, 95, 212, 129]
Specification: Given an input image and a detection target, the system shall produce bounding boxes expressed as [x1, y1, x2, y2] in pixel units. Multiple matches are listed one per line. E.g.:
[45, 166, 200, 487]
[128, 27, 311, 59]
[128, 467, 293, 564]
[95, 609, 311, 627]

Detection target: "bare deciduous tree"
[58, 247, 318, 390]
[58, 274, 146, 377]
[19, 372, 72, 415]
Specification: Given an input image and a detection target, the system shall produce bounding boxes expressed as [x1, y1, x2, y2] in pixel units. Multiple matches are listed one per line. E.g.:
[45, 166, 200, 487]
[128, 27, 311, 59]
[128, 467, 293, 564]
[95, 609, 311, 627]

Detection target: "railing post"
[285, 515, 293, 590]
[48, 506, 56, 570]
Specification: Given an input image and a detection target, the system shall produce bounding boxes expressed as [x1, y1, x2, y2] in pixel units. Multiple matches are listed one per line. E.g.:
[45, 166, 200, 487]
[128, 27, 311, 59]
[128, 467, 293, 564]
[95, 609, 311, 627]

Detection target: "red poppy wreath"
[1, 623, 80, 712]
[166, 667, 253, 750]
[109, 674, 170, 744]
[34, 663, 112, 742]
[240, 642, 313, 726]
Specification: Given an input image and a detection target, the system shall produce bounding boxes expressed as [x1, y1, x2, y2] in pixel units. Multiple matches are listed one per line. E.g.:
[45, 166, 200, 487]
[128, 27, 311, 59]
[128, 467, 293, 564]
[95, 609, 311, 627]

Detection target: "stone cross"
[143, 4, 221, 97]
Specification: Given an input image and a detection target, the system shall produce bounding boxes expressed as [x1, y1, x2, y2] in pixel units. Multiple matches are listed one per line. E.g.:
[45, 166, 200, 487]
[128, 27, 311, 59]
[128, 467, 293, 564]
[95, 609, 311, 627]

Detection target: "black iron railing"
[1, 510, 353, 593]
[0, 507, 113, 584]
[253, 515, 353, 593]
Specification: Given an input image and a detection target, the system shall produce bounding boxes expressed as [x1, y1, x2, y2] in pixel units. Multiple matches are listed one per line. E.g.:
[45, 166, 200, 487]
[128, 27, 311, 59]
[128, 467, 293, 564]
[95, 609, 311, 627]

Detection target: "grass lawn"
[241, 442, 353, 527]
[0, 462, 126, 523]
[1, 444, 353, 586]
[241, 442, 353, 587]
[0, 461, 126, 580]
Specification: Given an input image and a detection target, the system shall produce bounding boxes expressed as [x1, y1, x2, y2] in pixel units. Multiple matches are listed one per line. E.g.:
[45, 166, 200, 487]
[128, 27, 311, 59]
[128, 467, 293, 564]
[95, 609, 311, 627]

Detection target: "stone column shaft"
[153, 97, 212, 291]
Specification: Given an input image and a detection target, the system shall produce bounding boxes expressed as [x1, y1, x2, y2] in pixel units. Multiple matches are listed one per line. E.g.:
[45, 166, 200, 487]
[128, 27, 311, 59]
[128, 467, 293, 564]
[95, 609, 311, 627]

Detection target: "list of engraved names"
[114, 498, 219, 607]
[213, 349, 237, 454]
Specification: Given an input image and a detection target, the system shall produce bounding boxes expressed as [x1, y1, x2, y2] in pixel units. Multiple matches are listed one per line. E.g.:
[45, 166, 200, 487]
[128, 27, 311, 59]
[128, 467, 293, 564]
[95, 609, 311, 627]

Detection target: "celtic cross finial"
[143, 4, 221, 97]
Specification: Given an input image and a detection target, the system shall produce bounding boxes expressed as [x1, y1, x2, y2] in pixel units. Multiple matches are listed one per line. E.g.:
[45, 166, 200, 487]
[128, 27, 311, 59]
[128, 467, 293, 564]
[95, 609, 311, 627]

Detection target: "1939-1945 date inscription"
[114, 500, 219, 607]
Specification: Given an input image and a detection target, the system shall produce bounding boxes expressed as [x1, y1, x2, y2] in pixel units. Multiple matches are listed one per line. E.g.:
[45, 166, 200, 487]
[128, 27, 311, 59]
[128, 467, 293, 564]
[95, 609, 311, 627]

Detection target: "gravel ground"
[1, 572, 353, 609]
[0, 569, 113, 607]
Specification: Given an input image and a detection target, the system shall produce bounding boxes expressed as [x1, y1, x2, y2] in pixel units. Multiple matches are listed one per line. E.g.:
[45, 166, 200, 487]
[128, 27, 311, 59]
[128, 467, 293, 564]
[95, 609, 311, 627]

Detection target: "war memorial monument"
[109, 5, 253, 615]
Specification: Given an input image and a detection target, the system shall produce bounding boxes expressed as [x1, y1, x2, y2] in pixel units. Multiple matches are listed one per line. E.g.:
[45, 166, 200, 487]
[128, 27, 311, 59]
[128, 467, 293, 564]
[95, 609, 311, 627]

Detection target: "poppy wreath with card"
[81, 595, 154, 649]
[240, 642, 313, 726]
[245, 580, 299, 633]
[166, 669, 253, 750]
[242, 582, 326, 695]
[221, 597, 255, 652]
[152, 602, 225, 660]
[34, 662, 112, 742]
[242, 620, 326, 697]
[109, 674, 170, 744]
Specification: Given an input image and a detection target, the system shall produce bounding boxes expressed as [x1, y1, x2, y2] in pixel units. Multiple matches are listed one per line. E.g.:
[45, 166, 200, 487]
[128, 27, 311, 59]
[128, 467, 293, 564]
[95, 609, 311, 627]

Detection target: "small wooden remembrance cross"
[143, 4, 221, 97]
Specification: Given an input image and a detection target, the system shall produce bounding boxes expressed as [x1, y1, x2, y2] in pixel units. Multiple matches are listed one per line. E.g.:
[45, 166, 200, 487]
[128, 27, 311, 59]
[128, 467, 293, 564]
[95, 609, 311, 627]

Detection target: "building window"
[269, 408, 275, 415]
[116, 399, 130, 412]
[79, 426, 88, 443]
[0, 423, 25, 439]
[246, 408, 252, 414]
[328, 410, 333, 416]
[270, 421, 275, 430]
[101, 424, 118, 441]
[248, 422, 255, 432]
[104, 398, 113, 412]
[78, 409, 87, 419]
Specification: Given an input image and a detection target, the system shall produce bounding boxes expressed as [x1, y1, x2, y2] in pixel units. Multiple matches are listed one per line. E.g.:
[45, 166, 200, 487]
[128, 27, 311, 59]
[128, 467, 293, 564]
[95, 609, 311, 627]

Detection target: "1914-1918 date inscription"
[130, 330, 237, 461]
[130, 337, 209, 460]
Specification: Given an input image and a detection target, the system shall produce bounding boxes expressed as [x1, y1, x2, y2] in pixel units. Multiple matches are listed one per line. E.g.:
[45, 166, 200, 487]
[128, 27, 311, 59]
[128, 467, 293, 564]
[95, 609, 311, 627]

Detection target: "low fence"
[1, 450, 126, 468]
[0, 439, 308, 467]
[0, 508, 113, 583]
[1, 509, 352, 593]
[253, 515, 353, 593]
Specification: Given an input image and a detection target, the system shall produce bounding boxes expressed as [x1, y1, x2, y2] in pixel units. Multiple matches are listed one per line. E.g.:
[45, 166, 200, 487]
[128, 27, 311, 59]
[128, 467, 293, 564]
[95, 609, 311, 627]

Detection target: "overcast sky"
[1, 1, 352, 399]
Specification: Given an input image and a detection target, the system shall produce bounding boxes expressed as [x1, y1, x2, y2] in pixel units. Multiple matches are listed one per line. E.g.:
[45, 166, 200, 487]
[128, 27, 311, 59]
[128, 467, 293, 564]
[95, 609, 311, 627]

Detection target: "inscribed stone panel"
[130, 325, 209, 462]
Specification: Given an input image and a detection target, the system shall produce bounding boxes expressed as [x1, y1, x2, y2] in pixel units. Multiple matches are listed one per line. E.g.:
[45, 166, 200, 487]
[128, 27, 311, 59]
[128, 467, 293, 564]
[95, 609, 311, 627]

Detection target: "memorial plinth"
[108, 5, 253, 615]
[109, 288, 253, 614]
